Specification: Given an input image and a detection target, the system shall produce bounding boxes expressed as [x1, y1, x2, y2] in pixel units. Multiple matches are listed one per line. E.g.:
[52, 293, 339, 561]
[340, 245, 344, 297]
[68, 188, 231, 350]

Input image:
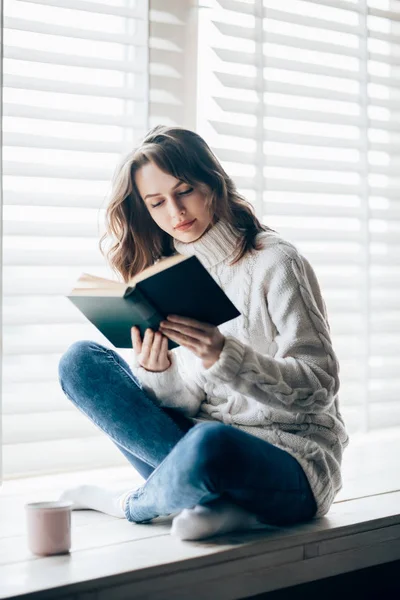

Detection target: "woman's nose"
[167, 197, 184, 216]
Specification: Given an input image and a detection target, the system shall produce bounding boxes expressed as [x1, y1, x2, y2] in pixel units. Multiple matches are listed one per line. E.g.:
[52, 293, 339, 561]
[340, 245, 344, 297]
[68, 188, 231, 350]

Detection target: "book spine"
[124, 286, 164, 330]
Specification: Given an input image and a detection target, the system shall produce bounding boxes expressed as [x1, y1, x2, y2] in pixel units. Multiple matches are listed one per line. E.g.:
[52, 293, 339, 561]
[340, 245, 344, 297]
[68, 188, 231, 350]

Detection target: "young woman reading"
[58, 125, 349, 541]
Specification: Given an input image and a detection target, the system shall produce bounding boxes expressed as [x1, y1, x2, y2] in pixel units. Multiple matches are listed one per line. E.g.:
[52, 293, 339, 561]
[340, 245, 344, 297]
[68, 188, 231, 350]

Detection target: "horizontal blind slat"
[370, 119, 400, 134]
[368, 29, 400, 45]
[23, 0, 145, 19]
[3, 102, 144, 127]
[214, 49, 362, 81]
[213, 22, 362, 57]
[238, 176, 361, 195]
[3, 279, 87, 296]
[3, 249, 105, 267]
[4, 132, 132, 153]
[4, 74, 144, 100]
[369, 73, 400, 90]
[263, 8, 362, 35]
[219, 0, 361, 16]
[295, 0, 361, 12]
[369, 51, 400, 67]
[210, 119, 358, 145]
[219, 1, 363, 35]
[215, 147, 362, 172]
[370, 142, 400, 154]
[370, 187, 400, 200]
[4, 190, 105, 208]
[369, 97, 400, 111]
[5, 16, 147, 46]
[213, 74, 359, 103]
[274, 228, 362, 242]
[212, 124, 362, 149]
[4, 46, 145, 73]
[3, 220, 99, 237]
[369, 164, 400, 176]
[214, 96, 361, 125]
[368, 7, 400, 22]
[371, 231, 400, 243]
[262, 201, 360, 218]
[371, 208, 400, 220]
[3, 160, 113, 180]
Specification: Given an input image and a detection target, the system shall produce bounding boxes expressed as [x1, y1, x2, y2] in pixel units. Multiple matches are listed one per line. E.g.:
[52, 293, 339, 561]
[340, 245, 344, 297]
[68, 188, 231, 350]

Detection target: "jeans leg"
[111, 442, 155, 479]
[125, 422, 318, 526]
[58, 340, 194, 478]
[113, 407, 196, 479]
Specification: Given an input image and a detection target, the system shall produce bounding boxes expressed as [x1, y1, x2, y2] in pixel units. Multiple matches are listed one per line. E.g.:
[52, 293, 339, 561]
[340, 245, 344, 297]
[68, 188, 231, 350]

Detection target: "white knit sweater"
[131, 219, 349, 518]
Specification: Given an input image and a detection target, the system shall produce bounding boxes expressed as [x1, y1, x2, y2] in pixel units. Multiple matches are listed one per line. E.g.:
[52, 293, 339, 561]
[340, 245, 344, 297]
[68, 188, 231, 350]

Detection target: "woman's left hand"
[159, 315, 225, 369]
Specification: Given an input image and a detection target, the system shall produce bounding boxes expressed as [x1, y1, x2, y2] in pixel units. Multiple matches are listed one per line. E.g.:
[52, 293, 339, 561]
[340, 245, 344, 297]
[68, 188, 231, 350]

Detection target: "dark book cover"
[68, 285, 170, 349]
[68, 255, 240, 349]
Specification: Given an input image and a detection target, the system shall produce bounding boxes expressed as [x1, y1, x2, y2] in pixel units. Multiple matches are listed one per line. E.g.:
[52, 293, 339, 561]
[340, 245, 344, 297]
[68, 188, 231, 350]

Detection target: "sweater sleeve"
[130, 349, 205, 418]
[200, 248, 340, 414]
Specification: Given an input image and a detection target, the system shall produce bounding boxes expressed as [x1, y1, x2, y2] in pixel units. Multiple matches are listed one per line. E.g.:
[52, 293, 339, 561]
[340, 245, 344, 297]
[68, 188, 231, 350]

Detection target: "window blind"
[149, 0, 198, 129]
[197, 0, 400, 434]
[2, 0, 149, 478]
[366, 0, 400, 430]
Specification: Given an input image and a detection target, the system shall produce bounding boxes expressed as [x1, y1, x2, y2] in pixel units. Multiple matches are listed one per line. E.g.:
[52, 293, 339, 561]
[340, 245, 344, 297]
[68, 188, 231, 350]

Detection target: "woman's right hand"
[131, 326, 172, 372]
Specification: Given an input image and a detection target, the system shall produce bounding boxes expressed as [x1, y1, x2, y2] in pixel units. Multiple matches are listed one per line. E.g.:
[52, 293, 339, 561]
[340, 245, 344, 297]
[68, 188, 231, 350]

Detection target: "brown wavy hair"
[99, 125, 274, 283]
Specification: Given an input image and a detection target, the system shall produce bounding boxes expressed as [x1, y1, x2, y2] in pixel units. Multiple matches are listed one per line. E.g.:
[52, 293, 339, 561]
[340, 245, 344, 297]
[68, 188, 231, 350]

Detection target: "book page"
[70, 273, 127, 295]
[70, 287, 126, 297]
[79, 273, 123, 286]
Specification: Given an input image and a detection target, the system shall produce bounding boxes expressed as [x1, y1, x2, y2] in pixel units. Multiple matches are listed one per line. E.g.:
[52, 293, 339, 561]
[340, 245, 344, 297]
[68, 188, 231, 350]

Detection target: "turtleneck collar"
[173, 218, 242, 269]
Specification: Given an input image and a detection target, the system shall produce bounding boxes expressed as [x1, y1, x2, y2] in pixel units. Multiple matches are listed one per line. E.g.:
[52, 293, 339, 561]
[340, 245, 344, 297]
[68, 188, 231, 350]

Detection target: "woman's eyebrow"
[144, 180, 184, 201]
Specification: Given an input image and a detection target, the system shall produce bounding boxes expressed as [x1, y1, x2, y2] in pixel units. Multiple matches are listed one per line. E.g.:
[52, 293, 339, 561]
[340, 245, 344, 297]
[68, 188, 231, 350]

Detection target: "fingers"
[140, 328, 155, 365]
[150, 329, 163, 358]
[131, 326, 142, 355]
[166, 315, 211, 331]
[133, 327, 170, 372]
[160, 321, 206, 343]
[161, 335, 168, 355]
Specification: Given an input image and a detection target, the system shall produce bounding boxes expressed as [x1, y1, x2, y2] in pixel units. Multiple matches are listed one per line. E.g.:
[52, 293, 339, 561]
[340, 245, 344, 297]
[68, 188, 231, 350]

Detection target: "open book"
[67, 254, 241, 349]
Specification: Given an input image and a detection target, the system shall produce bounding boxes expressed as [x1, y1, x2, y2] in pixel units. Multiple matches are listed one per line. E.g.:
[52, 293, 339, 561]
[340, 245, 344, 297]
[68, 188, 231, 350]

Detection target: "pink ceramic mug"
[25, 500, 73, 556]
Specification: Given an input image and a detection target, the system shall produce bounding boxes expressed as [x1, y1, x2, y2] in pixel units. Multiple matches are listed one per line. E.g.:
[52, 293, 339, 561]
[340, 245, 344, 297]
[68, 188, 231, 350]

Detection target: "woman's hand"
[131, 326, 171, 372]
[159, 315, 225, 369]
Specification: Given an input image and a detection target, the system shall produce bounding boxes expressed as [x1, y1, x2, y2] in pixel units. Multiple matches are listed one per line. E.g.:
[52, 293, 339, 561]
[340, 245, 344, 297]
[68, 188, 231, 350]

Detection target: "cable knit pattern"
[290, 257, 337, 379]
[130, 219, 349, 518]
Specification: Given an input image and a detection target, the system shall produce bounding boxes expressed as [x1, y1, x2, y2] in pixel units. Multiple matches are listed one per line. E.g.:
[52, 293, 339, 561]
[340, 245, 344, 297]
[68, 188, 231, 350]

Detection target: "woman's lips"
[175, 219, 196, 230]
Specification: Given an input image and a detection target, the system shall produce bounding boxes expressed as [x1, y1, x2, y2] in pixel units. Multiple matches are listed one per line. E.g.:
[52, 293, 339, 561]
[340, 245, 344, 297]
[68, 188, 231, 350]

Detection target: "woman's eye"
[150, 188, 192, 207]
[178, 188, 193, 196]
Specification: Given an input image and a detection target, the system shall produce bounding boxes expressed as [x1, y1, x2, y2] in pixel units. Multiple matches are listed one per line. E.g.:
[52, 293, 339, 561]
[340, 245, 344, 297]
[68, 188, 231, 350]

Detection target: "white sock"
[59, 484, 134, 519]
[171, 500, 262, 541]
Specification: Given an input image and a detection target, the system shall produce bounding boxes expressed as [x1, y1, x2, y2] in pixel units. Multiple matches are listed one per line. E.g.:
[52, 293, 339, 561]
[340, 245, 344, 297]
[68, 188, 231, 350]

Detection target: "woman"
[59, 125, 349, 541]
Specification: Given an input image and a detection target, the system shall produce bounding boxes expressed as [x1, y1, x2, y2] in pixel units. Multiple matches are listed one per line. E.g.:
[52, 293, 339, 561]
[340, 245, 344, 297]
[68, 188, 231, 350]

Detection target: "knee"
[58, 340, 105, 387]
[185, 422, 233, 473]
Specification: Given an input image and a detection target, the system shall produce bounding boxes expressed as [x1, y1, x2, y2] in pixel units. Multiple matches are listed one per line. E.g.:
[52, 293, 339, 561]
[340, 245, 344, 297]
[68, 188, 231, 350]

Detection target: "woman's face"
[135, 161, 214, 242]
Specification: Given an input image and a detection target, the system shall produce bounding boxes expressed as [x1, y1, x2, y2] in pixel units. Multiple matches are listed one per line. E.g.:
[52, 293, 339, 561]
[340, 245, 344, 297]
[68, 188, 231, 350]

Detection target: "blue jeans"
[58, 341, 317, 525]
